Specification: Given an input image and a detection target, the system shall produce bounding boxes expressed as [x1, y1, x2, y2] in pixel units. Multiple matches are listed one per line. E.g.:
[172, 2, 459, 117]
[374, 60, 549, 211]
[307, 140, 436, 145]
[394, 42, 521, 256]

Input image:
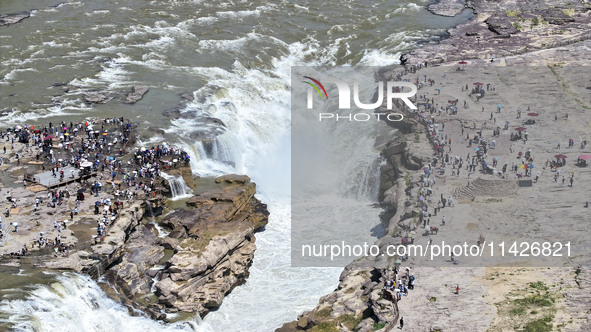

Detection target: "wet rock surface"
[427, 0, 466, 17]
[83, 92, 114, 104]
[124, 86, 149, 104]
[0, 12, 30, 27]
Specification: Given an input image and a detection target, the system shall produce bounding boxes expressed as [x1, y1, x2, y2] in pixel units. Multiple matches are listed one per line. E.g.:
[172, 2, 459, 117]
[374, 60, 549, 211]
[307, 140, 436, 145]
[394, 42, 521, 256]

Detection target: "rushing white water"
[176, 56, 386, 332]
[0, 273, 200, 332]
[160, 172, 192, 200]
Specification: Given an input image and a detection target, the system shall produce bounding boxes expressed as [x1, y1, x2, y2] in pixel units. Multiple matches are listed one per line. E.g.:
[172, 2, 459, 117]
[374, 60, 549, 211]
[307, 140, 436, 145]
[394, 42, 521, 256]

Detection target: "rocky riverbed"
[404, 0, 591, 65]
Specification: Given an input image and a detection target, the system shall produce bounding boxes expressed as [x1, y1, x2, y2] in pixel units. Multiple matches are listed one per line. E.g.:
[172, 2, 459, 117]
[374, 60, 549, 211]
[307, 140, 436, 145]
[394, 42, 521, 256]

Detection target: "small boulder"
[485, 15, 520, 35]
[84, 93, 113, 104]
[125, 86, 149, 104]
[178, 92, 195, 101]
[297, 316, 309, 329]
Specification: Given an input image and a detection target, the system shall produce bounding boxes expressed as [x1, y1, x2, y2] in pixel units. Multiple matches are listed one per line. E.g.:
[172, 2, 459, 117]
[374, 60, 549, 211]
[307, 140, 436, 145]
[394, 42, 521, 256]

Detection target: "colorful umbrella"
[527, 112, 539, 116]
[473, 82, 483, 86]
[458, 61, 467, 64]
[555, 154, 567, 159]
[578, 155, 591, 160]
[515, 127, 527, 131]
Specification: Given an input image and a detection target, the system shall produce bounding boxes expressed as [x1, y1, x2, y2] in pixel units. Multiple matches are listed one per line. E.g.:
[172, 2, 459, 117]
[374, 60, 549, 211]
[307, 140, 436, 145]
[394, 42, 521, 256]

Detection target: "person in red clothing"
[456, 284, 460, 295]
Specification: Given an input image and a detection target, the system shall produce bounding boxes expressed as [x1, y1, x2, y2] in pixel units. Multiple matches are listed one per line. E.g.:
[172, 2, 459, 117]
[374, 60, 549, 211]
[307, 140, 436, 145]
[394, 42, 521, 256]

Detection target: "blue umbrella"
[474, 147, 480, 151]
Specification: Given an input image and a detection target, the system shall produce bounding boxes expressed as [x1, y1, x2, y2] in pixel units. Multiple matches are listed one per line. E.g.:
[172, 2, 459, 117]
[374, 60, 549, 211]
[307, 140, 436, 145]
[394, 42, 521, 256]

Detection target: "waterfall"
[161, 172, 192, 200]
[0, 273, 200, 332]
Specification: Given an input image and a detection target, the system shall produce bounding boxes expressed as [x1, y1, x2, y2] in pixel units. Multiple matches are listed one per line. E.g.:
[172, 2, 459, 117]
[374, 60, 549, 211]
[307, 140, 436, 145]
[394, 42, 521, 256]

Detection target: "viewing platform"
[24, 166, 97, 189]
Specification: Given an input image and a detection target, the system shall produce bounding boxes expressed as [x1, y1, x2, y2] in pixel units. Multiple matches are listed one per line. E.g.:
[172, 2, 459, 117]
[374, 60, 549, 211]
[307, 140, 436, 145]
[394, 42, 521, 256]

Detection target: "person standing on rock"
[399, 317, 404, 329]
[456, 284, 460, 295]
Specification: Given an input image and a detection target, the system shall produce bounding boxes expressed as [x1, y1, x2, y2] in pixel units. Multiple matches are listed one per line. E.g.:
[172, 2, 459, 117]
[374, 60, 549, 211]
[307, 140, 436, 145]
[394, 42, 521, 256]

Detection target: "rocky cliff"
[106, 174, 268, 320]
[41, 174, 268, 321]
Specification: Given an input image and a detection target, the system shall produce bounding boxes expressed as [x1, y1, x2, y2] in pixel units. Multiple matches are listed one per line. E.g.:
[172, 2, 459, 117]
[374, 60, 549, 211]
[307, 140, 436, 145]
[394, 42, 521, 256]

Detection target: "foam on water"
[194, 16, 218, 25]
[84, 10, 111, 17]
[136, 135, 166, 147]
[69, 56, 135, 90]
[197, 32, 271, 52]
[2, 68, 38, 81]
[216, 9, 261, 19]
[359, 48, 400, 66]
[0, 106, 83, 126]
